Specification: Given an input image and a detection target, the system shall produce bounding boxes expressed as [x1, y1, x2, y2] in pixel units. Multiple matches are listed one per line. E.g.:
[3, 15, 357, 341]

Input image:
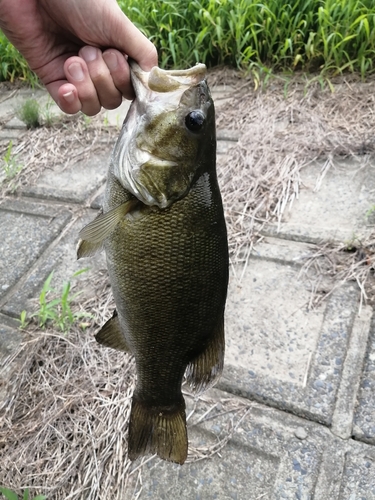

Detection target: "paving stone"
[353, 311, 375, 444]
[0, 198, 71, 304]
[331, 305, 372, 439]
[339, 448, 375, 498]
[1, 208, 106, 318]
[4, 117, 27, 129]
[21, 145, 111, 203]
[264, 158, 375, 244]
[0, 128, 26, 142]
[211, 86, 235, 110]
[217, 140, 236, 155]
[102, 100, 131, 128]
[125, 389, 338, 500]
[0, 315, 25, 402]
[0, 89, 46, 122]
[90, 184, 106, 209]
[219, 237, 361, 425]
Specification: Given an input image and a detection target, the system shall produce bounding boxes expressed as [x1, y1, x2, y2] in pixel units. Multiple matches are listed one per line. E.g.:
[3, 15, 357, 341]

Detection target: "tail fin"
[128, 394, 188, 465]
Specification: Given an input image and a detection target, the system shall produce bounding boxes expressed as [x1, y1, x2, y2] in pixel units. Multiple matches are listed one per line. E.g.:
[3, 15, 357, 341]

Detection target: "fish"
[77, 61, 229, 465]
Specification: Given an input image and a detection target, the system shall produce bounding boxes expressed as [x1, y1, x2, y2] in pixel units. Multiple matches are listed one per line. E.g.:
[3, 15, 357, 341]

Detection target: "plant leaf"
[0, 486, 19, 500]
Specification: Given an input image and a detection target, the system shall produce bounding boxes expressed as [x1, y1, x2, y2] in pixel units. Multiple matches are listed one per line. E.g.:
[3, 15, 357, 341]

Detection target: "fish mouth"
[130, 60, 207, 94]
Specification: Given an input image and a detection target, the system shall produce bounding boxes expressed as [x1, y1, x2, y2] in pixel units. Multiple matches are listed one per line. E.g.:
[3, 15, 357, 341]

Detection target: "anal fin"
[184, 316, 225, 395]
[95, 310, 131, 353]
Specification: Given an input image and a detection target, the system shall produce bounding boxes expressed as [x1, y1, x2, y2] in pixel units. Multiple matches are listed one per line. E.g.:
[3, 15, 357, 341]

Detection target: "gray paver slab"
[331, 306, 373, 440]
[264, 158, 375, 244]
[102, 100, 131, 128]
[0, 314, 25, 402]
[125, 389, 335, 500]
[0, 128, 26, 142]
[0, 199, 71, 302]
[353, 312, 375, 445]
[339, 449, 375, 499]
[1, 208, 106, 318]
[21, 146, 111, 203]
[220, 237, 360, 425]
[0, 89, 46, 122]
[4, 117, 27, 129]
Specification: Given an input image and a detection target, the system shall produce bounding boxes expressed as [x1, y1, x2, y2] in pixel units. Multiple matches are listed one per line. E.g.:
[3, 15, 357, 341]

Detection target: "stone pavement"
[1, 85, 375, 500]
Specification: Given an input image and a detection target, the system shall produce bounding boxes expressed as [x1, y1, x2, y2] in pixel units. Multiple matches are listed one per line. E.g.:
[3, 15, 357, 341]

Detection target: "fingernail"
[81, 46, 98, 62]
[103, 51, 118, 71]
[62, 91, 75, 103]
[68, 62, 84, 81]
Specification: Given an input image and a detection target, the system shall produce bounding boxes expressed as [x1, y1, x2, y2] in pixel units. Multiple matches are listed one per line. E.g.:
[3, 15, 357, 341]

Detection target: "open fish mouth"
[130, 61, 207, 94]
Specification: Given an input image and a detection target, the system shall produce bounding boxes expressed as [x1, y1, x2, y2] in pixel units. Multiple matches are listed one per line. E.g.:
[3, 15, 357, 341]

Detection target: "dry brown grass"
[1, 72, 375, 498]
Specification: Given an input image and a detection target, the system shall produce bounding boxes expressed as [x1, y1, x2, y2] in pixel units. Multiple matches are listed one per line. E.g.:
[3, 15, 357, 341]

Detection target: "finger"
[102, 49, 134, 101]
[45, 81, 82, 114]
[80, 46, 124, 109]
[64, 56, 101, 116]
[109, 11, 158, 71]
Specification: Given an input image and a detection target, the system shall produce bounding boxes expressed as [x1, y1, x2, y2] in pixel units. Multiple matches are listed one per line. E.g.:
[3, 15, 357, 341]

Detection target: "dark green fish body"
[78, 62, 228, 464]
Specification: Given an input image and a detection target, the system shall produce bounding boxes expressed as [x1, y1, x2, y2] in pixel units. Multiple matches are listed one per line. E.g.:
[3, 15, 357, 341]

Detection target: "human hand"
[0, 0, 158, 115]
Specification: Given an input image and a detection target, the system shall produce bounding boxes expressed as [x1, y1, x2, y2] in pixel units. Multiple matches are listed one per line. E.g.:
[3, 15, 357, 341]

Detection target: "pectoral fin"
[77, 199, 137, 259]
[95, 310, 131, 353]
[184, 316, 225, 395]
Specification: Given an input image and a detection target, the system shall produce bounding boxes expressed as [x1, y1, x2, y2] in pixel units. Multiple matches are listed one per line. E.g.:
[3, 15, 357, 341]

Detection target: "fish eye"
[185, 110, 205, 133]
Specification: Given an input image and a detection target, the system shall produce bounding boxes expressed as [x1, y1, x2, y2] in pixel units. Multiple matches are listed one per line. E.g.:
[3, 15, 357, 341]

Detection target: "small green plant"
[82, 115, 91, 128]
[0, 486, 46, 500]
[18, 310, 28, 329]
[20, 269, 92, 332]
[41, 98, 57, 127]
[1, 141, 22, 180]
[365, 204, 375, 220]
[344, 234, 361, 252]
[18, 99, 41, 128]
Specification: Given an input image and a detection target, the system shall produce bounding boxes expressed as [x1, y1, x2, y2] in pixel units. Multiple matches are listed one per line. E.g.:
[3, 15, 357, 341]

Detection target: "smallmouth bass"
[78, 61, 229, 465]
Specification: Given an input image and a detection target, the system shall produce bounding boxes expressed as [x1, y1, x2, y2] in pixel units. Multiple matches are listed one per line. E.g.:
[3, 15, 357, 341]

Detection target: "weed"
[344, 234, 362, 252]
[1, 141, 22, 180]
[18, 310, 28, 329]
[0, 486, 46, 500]
[82, 115, 91, 128]
[21, 269, 92, 333]
[41, 98, 57, 127]
[365, 204, 375, 223]
[18, 99, 41, 128]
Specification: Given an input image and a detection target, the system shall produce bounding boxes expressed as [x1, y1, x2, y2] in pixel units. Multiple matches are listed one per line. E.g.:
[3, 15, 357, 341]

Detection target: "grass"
[119, 0, 375, 76]
[1, 141, 22, 180]
[1, 1, 375, 82]
[20, 269, 92, 333]
[0, 31, 38, 85]
[0, 487, 46, 500]
[17, 99, 41, 128]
